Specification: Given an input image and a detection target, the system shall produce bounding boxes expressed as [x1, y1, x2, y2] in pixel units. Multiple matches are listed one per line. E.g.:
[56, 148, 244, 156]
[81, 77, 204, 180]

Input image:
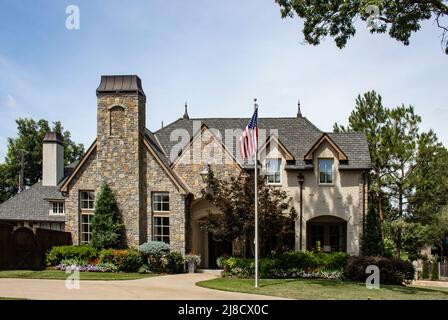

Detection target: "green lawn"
[197, 278, 448, 300]
[0, 270, 156, 281]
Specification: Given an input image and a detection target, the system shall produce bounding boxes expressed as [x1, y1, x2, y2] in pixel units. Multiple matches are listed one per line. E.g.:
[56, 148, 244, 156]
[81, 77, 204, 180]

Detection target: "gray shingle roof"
[153, 117, 371, 170]
[0, 181, 65, 222]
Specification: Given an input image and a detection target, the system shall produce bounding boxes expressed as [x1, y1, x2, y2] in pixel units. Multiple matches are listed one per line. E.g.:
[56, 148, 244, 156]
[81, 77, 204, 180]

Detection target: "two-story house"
[0, 75, 371, 268]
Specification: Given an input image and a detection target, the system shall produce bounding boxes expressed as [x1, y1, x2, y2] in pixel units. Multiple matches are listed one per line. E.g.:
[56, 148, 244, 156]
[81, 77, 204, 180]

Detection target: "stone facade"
[60, 75, 368, 264]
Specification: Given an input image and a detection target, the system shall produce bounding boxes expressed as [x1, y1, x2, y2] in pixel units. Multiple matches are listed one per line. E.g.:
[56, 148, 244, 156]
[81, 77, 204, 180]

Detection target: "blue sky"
[0, 0, 447, 162]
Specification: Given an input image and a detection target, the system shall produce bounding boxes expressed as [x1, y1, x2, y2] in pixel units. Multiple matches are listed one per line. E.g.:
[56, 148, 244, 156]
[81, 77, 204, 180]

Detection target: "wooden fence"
[0, 222, 72, 270]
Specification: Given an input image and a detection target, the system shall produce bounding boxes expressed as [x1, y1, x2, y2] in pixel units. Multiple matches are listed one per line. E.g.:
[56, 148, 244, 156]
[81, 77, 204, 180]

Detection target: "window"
[266, 159, 281, 184]
[319, 159, 333, 184]
[40, 223, 50, 230]
[50, 201, 64, 215]
[81, 214, 93, 244]
[51, 223, 62, 231]
[153, 216, 170, 244]
[153, 192, 169, 212]
[80, 191, 95, 210]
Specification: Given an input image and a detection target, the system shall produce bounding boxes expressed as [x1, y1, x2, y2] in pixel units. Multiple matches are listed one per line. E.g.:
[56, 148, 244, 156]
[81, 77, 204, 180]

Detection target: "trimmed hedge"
[98, 249, 143, 272]
[344, 256, 414, 285]
[221, 251, 349, 279]
[138, 241, 170, 257]
[46, 245, 97, 266]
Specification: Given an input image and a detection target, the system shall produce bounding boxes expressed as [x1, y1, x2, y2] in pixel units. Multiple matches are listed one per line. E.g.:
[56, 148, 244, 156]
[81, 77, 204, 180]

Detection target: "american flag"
[239, 108, 259, 159]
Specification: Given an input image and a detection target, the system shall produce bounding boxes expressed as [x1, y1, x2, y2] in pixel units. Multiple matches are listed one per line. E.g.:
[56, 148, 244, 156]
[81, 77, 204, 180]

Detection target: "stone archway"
[306, 215, 347, 253]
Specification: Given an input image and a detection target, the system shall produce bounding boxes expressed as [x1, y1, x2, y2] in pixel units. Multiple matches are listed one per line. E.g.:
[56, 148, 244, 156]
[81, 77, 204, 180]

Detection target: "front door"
[208, 233, 232, 269]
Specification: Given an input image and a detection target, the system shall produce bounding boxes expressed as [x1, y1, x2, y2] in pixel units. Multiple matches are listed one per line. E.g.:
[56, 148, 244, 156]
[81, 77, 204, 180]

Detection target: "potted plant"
[185, 254, 201, 273]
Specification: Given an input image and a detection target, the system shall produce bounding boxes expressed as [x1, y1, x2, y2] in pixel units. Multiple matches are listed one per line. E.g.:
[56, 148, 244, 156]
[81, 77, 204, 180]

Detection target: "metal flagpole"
[254, 98, 259, 288]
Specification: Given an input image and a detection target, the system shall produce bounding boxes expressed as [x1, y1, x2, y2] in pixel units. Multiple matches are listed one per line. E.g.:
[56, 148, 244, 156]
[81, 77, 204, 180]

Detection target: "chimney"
[42, 132, 64, 186]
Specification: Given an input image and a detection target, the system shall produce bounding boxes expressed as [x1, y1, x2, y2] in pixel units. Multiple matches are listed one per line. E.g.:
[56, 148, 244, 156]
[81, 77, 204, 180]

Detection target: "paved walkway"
[0, 273, 285, 300]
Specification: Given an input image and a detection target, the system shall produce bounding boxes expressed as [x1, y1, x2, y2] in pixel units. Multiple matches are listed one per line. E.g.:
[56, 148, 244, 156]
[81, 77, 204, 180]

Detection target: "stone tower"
[96, 75, 146, 247]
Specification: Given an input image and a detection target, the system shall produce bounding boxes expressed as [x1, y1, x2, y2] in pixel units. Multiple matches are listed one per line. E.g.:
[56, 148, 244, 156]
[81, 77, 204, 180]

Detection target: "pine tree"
[361, 201, 383, 256]
[91, 183, 124, 249]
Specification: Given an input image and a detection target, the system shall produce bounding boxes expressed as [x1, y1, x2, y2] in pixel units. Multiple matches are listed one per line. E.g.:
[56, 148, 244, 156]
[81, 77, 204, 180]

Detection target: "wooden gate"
[12, 227, 40, 270]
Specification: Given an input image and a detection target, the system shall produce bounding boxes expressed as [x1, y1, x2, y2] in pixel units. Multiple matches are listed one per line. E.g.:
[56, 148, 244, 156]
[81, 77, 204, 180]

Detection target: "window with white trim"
[50, 201, 65, 215]
[152, 192, 169, 212]
[81, 213, 93, 244]
[266, 159, 282, 184]
[319, 159, 334, 184]
[80, 191, 95, 210]
[153, 216, 170, 244]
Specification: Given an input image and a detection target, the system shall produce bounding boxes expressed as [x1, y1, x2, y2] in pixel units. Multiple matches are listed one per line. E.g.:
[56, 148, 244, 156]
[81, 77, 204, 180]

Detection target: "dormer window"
[266, 159, 282, 184]
[319, 159, 334, 184]
[50, 201, 65, 215]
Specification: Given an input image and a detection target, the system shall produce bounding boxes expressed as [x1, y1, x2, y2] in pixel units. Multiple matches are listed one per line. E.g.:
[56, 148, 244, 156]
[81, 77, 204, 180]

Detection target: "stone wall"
[144, 146, 186, 253]
[96, 93, 146, 248]
[65, 147, 98, 244]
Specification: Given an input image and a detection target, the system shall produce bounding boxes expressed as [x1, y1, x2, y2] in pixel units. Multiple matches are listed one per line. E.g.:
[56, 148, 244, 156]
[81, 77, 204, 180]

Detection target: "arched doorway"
[306, 215, 347, 253]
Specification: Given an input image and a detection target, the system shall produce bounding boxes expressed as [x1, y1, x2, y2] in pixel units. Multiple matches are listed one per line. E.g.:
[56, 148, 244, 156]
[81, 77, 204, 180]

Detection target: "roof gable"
[304, 133, 348, 161]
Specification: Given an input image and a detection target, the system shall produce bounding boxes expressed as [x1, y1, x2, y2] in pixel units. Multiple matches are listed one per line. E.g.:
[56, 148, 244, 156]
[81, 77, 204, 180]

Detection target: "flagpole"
[254, 98, 259, 288]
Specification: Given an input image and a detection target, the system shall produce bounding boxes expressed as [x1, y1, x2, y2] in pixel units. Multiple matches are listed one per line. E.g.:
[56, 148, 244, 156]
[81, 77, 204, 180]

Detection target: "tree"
[198, 168, 296, 257]
[275, 0, 448, 54]
[362, 201, 383, 256]
[90, 183, 124, 249]
[334, 91, 389, 225]
[0, 118, 84, 203]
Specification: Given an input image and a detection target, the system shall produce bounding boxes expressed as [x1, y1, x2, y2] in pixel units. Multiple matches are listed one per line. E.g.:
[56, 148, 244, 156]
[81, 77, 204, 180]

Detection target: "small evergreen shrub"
[422, 260, 430, 279]
[98, 249, 143, 272]
[91, 183, 124, 249]
[344, 256, 414, 285]
[46, 245, 97, 266]
[431, 260, 439, 281]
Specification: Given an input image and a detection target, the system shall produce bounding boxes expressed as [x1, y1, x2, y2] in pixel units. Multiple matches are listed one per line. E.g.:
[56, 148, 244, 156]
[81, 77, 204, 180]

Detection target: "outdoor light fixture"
[199, 163, 211, 183]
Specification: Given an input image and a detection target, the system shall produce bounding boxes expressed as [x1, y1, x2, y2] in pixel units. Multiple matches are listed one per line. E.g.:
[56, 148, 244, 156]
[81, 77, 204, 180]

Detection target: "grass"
[0, 270, 157, 281]
[197, 278, 448, 300]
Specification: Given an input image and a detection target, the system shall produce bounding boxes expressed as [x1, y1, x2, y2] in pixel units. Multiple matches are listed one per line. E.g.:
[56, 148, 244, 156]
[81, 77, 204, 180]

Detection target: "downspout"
[297, 173, 305, 251]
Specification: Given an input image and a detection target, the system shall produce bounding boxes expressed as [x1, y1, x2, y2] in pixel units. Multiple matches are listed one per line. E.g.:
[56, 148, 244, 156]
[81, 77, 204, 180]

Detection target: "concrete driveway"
[0, 272, 285, 300]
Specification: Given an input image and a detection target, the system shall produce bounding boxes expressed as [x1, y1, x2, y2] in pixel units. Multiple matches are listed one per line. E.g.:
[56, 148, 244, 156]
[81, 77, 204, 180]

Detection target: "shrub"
[99, 249, 143, 272]
[46, 245, 97, 266]
[91, 183, 124, 249]
[431, 260, 439, 281]
[167, 252, 185, 274]
[221, 251, 349, 279]
[138, 241, 171, 257]
[422, 260, 430, 279]
[344, 256, 414, 285]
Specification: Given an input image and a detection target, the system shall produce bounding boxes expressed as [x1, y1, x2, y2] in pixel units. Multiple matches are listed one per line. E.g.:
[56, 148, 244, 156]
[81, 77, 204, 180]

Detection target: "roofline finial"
[297, 99, 302, 117]
[183, 101, 190, 119]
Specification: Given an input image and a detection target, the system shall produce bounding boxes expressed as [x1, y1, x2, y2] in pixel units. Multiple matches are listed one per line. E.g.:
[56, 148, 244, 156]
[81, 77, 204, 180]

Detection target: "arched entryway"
[306, 215, 347, 253]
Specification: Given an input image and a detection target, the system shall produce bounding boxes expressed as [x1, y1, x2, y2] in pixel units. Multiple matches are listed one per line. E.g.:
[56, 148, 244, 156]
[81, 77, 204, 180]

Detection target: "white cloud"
[5, 94, 17, 109]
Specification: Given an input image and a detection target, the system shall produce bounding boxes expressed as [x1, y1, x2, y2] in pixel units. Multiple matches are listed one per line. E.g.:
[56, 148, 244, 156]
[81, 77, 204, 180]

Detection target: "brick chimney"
[42, 132, 64, 186]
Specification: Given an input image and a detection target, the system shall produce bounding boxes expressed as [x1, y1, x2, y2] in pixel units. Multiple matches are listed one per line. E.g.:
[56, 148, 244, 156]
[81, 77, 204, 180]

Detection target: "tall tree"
[275, 0, 448, 54]
[91, 183, 124, 249]
[0, 118, 84, 203]
[198, 169, 296, 257]
[334, 91, 388, 224]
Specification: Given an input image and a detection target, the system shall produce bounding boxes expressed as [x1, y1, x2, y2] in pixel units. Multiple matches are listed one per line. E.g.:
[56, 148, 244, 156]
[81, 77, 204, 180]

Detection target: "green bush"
[98, 249, 143, 272]
[431, 260, 439, 281]
[166, 252, 185, 274]
[221, 251, 349, 279]
[344, 256, 415, 285]
[422, 260, 430, 279]
[138, 241, 171, 257]
[46, 245, 97, 266]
